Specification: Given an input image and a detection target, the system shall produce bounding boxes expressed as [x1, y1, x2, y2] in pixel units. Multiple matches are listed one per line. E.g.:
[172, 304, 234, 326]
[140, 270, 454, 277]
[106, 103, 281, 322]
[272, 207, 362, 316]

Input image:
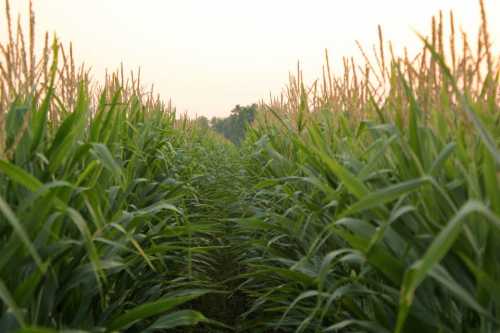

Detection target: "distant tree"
[210, 104, 257, 144]
[195, 116, 210, 129]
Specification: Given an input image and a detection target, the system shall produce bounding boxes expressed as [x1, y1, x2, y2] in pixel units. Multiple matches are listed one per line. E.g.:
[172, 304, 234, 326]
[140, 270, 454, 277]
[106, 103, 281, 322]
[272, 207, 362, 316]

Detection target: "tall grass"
[238, 1, 500, 332]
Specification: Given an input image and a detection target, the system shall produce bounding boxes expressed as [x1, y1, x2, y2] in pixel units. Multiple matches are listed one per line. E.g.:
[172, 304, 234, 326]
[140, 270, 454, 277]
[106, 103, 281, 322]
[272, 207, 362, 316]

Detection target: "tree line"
[196, 104, 257, 145]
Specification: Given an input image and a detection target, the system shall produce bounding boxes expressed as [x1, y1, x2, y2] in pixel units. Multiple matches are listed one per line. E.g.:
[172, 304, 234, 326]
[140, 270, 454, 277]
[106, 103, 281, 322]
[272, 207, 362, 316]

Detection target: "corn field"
[0, 0, 499, 332]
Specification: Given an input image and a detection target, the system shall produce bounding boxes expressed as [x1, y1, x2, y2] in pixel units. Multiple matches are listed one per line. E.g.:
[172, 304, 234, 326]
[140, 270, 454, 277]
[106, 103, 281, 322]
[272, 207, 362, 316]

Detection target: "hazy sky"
[3, 1, 500, 117]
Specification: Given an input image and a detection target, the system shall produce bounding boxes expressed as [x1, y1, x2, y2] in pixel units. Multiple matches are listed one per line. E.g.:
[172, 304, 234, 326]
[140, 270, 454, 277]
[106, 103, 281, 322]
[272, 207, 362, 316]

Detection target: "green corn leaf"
[341, 177, 429, 217]
[396, 201, 500, 333]
[90, 143, 122, 179]
[107, 289, 211, 331]
[0, 159, 43, 192]
[145, 310, 208, 331]
[30, 38, 59, 153]
[0, 278, 25, 328]
[0, 195, 44, 271]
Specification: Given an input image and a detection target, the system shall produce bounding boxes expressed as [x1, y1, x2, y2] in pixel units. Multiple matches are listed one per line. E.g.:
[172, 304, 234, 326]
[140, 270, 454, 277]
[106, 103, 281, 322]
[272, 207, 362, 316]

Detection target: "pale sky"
[3, 1, 500, 117]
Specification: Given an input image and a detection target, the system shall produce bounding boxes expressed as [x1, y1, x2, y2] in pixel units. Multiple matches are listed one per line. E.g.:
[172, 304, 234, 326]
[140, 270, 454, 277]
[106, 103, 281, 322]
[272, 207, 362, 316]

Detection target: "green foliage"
[0, 75, 243, 332]
[234, 45, 500, 333]
[1, 2, 499, 333]
[211, 104, 257, 145]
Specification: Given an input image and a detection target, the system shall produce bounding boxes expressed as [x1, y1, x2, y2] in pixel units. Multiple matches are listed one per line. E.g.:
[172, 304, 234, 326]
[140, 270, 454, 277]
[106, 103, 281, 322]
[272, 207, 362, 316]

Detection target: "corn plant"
[1, 0, 499, 332]
[238, 1, 500, 332]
